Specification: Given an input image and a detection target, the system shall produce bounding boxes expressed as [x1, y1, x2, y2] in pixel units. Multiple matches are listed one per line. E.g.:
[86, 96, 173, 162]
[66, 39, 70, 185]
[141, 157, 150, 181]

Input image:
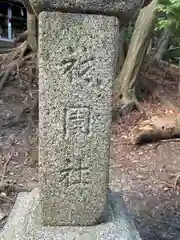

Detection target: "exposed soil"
[111, 103, 180, 240]
[0, 51, 179, 239]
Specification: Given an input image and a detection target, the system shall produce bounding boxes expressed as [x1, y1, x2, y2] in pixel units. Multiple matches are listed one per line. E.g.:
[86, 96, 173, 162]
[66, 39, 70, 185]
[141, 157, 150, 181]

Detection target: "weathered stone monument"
[0, 0, 143, 239]
[38, 12, 118, 227]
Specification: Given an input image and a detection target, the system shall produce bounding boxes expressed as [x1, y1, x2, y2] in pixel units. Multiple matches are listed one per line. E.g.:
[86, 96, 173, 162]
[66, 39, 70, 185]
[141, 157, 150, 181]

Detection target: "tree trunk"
[154, 29, 170, 61]
[113, 0, 159, 112]
[147, 39, 153, 54]
[27, 12, 37, 51]
[21, 0, 38, 51]
[116, 28, 125, 75]
[22, 0, 38, 17]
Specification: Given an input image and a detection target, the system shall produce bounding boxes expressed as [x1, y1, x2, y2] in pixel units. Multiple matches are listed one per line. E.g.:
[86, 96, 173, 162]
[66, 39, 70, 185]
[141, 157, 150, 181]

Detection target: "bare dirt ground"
[111, 104, 180, 240]
[0, 53, 179, 239]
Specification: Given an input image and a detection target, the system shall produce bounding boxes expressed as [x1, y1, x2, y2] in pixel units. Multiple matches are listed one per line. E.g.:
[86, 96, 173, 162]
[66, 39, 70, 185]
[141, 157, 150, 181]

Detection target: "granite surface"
[0, 188, 142, 240]
[38, 12, 120, 226]
[29, 0, 143, 20]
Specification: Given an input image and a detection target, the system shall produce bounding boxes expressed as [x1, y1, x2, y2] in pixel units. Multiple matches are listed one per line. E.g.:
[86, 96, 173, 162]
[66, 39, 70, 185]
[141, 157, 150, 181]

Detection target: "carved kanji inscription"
[39, 12, 116, 226]
[64, 106, 90, 138]
[61, 56, 94, 83]
[60, 157, 91, 187]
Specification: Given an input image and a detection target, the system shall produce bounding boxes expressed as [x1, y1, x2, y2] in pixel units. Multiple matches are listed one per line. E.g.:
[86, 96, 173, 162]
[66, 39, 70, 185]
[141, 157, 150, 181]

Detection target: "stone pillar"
[0, 2, 143, 240]
[39, 12, 119, 226]
[29, 0, 143, 20]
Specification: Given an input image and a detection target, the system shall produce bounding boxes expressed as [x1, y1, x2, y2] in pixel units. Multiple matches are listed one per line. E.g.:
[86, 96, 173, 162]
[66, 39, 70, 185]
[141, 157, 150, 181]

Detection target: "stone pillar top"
[30, 0, 143, 20]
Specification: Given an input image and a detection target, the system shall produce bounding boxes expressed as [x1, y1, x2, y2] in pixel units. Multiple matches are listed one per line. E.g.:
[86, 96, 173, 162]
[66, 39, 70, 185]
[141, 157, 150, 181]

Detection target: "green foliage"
[156, 0, 180, 63]
[156, 0, 180, 35]
[124, 22, 134, 43]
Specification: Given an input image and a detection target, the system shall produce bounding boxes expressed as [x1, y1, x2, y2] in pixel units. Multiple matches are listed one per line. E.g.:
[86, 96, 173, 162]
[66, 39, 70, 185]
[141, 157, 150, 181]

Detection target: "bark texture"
[27, 12, 37, 51]
[114, 0, 159, 111]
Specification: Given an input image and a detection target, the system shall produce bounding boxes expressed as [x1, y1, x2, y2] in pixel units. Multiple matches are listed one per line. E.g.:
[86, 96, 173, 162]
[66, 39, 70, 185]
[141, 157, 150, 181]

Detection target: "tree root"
[1, 40, 28, 59]
[0, 194, 15, 203]
[0, 183, 30, 196]
[118, 102, 136, 116]
[0, 153, 30, 198]
[1, 93, 38, 130]
[113, 72, 180, 120]
[112, 91, 147, 120]
[113, 63, 180, 119]
[14, 31, 28, 45]
[1, 153, 13, 183]
[113, 98, 136, 120]
[0, 41, 36, 90]
[0, 40, 38, 134]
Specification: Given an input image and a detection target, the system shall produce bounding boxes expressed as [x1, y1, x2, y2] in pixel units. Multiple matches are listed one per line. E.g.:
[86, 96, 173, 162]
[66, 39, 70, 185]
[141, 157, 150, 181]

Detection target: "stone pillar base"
[0, 188, 141, 240]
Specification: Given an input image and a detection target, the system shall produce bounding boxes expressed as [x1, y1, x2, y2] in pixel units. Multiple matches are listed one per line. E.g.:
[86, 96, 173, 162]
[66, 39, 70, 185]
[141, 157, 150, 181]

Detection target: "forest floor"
[111, 103, 180, 240]
[0, 51, 180, 240]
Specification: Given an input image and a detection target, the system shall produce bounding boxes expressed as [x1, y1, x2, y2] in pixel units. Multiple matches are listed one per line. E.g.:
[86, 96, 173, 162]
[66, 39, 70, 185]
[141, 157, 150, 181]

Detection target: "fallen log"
[130, 114, 180, 144]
